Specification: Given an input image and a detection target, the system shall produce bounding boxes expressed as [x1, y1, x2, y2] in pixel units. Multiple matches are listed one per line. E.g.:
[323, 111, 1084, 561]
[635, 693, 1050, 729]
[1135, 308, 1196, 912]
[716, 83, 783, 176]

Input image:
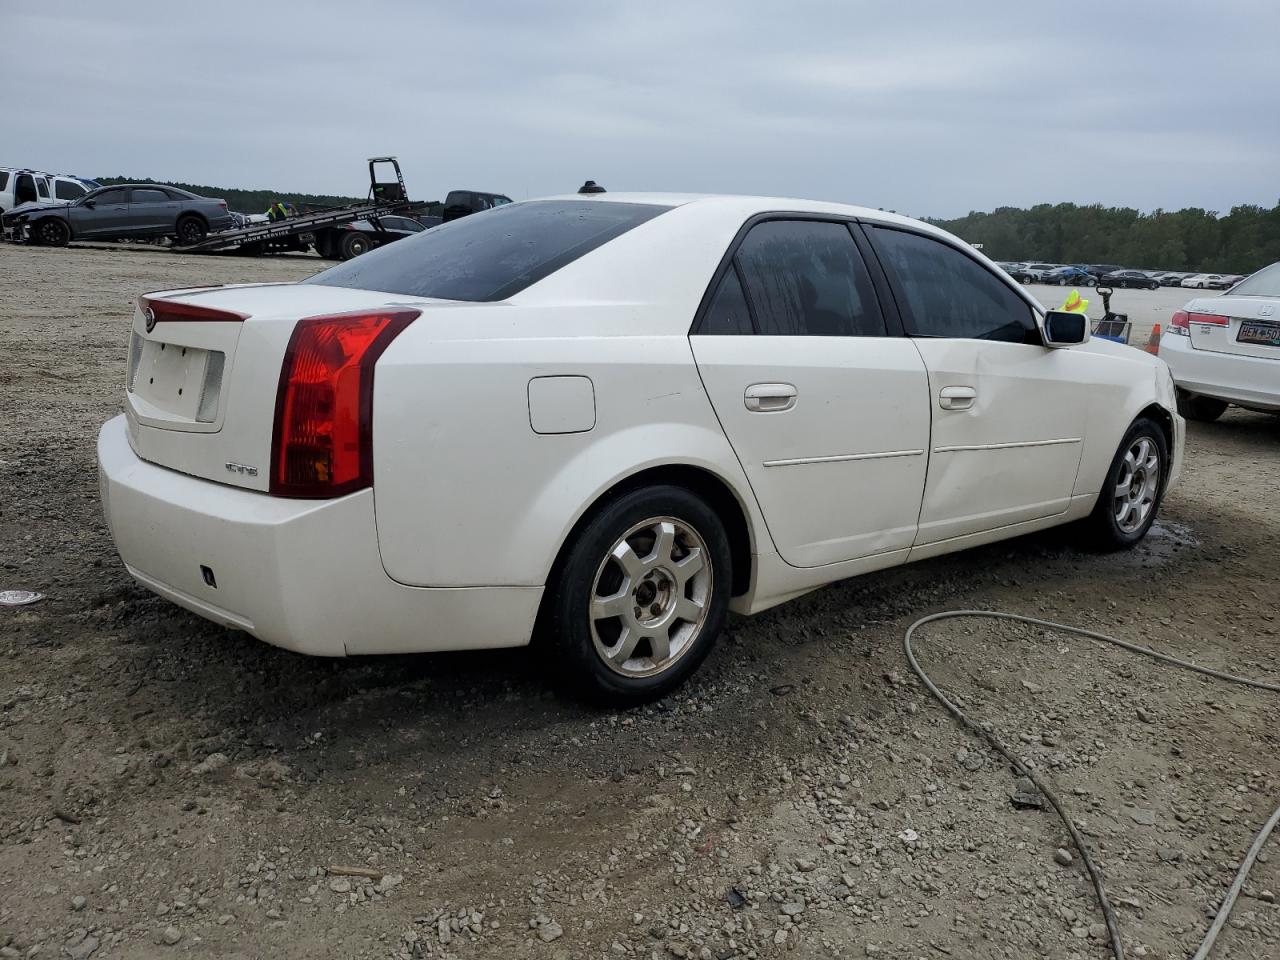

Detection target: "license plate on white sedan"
[1238, 321, 1280, 347]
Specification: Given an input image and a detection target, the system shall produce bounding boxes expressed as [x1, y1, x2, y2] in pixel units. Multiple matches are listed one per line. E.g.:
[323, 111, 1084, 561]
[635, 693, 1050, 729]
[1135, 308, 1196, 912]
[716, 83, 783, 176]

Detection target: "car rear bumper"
[1159, 333, 1280, 411]
[97, 415, 542, 656]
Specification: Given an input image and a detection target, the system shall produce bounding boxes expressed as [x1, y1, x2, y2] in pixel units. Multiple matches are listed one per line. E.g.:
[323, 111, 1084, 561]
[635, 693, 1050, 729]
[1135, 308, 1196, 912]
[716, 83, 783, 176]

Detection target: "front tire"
[1082, 418, 1168, 550]
[35, 218, 70, 246]
[544, 486, 731, 705]
[1177, 391, 1228, 422]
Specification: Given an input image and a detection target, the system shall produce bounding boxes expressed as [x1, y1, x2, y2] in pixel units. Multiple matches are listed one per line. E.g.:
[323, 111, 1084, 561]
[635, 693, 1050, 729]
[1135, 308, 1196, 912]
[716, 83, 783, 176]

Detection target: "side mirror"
[1043, 310, 1089, 347]
[83, 199, 96, 208]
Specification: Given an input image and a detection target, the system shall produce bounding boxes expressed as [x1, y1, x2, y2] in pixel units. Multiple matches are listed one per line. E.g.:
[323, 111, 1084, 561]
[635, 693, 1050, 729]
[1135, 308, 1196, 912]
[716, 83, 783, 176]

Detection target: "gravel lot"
[1, 244, 1277, 960]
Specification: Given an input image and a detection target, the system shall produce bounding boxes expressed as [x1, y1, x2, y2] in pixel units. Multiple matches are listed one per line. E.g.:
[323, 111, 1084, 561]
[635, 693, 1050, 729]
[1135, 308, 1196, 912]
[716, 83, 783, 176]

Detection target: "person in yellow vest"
[266, 201, 290, 222]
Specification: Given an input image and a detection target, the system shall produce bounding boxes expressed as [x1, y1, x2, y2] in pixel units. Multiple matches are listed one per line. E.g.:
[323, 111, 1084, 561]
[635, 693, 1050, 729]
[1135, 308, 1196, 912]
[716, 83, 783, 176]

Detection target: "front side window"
[54, 180, 87, 201]
[130, 188, 170, 203]
[305, 200, 669, 302]
[0, 172, 9, 190]
[869, 226, 1036, 343]
[92, 188, 128, 205]
[733, 219, 885, 337]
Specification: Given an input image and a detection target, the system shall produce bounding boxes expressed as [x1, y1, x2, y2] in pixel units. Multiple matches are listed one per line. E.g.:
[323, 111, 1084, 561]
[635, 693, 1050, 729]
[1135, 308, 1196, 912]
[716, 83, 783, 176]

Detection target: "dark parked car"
[1099, 270, 1160, 290]
[1, 184, 233, 246]
[313, 214, 432, 260]
[441, 189, 513, 222]
[1084, 264, 1124, 278]
[1043, 265, 1096, 287]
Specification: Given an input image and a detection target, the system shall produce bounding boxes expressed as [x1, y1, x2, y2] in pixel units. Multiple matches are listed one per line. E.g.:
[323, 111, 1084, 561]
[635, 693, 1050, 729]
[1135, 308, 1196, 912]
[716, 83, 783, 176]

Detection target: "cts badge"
[144, 306, 157, 332]
[225, 461, 259, 477]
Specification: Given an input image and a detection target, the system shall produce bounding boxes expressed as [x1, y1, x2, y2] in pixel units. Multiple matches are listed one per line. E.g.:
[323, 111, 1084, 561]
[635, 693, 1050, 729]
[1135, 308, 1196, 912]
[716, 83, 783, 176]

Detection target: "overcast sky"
[6, 1, 1277, 219]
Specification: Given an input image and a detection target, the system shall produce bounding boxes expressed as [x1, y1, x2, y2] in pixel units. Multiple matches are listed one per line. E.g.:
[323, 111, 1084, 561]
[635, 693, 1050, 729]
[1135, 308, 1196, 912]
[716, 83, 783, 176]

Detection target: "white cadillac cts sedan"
[98, 195, 1184, 704]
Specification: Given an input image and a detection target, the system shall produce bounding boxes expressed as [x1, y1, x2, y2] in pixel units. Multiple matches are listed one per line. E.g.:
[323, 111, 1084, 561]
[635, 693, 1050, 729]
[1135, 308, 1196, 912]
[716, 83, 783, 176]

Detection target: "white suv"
[0, 168, 96, 216]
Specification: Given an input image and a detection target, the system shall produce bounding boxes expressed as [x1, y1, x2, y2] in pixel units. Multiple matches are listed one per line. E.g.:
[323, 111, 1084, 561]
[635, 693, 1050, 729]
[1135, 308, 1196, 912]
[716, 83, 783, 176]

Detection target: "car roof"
[533, 192, 946, 236]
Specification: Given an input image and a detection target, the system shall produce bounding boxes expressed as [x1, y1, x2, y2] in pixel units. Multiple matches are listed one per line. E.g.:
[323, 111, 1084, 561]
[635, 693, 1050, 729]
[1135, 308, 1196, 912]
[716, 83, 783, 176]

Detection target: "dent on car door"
[690, 218, 931, 568]
[864, 225, 1091, 544]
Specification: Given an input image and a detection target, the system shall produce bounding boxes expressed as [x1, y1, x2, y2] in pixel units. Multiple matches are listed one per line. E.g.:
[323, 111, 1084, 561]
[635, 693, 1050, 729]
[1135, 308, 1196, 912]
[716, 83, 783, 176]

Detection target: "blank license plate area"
[1238, 321, 1280, 347]
[134, 340, 213, 420]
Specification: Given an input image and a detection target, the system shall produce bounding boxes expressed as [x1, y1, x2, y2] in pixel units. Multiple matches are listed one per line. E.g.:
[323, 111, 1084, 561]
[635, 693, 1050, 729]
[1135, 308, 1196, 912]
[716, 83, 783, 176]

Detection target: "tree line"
[928, 201, 1280, 274]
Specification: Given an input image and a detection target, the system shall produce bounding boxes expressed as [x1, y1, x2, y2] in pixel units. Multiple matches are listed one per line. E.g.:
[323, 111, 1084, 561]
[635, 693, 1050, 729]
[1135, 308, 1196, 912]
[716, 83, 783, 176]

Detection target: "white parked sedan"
[1180, 273, 1230, 289]
[1160, 261, 1280, 420]
[98, 194, 1184, 703]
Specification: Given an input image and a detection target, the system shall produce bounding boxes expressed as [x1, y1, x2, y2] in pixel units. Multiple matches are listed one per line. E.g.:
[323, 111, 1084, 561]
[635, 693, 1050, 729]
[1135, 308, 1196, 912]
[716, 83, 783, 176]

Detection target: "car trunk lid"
[1184, 295, 1280, 359]
[124, 283, 440, 492]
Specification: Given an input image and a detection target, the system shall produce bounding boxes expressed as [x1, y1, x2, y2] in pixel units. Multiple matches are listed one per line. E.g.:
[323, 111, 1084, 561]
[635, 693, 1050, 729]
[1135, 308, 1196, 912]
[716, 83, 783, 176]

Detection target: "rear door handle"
[744, 382, 797, 413]
[938, 385, 977, 410]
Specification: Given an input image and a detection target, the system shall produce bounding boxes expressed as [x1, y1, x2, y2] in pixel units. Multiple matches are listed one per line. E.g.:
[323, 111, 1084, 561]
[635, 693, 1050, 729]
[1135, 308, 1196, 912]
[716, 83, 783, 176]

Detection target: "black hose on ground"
[903, 610, 1280, 960]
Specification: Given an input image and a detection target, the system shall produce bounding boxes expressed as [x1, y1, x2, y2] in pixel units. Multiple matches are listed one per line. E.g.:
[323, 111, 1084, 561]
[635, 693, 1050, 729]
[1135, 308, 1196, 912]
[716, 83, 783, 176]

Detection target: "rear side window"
[55, 180, 86, 201]
[305, 200, 668, 302]
[734, 220, 885, 337]
[0, 172, 8, 190]
[870, 226, 1035, 343]
[36, 179, 49, 198]
[699, 265, 754, 335]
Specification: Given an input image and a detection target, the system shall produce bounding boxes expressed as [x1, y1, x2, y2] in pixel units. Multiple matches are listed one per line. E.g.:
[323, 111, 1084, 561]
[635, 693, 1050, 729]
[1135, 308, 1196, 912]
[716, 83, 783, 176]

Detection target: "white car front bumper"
[1159, 332, 1280, 411]
[97, 415, 542, 656]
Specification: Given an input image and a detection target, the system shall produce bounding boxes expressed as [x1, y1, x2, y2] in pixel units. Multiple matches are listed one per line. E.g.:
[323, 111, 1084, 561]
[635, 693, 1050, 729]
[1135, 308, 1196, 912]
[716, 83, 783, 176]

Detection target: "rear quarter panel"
[371, 304, 764, 588]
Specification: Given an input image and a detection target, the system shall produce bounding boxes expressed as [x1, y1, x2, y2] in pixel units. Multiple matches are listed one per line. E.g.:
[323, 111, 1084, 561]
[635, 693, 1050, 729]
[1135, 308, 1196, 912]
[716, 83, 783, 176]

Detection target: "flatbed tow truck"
[179, 157, 415, 256]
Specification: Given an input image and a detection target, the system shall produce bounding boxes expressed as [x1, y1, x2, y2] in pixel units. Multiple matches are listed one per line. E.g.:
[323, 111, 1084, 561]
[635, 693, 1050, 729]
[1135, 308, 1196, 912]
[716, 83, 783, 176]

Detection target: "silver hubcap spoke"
[589, 515, 714, 679]
[1113, 436, 1161, 534]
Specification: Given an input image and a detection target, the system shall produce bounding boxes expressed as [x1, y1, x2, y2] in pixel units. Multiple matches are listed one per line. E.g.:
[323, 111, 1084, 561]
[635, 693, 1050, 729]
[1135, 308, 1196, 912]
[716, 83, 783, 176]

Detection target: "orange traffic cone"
[1143, 323, 1162, 355]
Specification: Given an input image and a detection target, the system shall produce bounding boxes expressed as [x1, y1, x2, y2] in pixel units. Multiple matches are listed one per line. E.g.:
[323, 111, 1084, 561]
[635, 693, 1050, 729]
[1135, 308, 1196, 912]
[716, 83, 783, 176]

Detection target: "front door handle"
[938, 385, 977, 410]
[744, 382, 797, 413]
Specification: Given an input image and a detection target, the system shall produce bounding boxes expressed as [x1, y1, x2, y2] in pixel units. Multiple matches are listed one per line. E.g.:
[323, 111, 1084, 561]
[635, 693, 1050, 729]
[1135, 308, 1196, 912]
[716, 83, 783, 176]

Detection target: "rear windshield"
[304, 200, 668, 302]
[1229, 262, 1280, 297]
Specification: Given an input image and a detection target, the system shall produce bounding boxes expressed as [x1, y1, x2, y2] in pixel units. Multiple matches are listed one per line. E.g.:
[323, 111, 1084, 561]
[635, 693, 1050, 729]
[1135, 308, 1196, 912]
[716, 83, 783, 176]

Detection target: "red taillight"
[139, 295, 247, 326]
[270, 309, 419, 498]
[1169, 310, 1190, 336]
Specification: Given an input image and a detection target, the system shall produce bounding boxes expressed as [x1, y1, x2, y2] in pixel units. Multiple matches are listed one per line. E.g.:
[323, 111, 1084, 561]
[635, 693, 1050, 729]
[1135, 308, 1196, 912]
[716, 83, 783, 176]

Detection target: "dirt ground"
[1, 243, 1277, 960]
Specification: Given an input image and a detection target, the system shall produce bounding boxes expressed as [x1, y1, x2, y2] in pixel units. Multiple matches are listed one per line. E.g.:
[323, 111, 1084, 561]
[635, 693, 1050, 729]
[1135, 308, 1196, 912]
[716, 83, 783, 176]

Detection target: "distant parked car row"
[994, 261, 1244, 291]
[2, 182, 233, 246]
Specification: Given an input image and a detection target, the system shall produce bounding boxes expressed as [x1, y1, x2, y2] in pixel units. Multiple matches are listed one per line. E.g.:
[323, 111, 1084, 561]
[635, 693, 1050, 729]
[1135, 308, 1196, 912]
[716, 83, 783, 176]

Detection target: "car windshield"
[304, 200, 670, 302]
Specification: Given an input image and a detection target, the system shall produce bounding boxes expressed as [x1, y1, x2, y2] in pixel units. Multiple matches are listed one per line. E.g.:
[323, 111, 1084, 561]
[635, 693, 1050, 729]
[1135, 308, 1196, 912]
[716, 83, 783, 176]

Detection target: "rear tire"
[1081, 417, 1168, 551]
[340, 231, 370, 260]
[175, 215, 207, 246]
[543, 485, 731, 706]
[1176, 391, 1228, 422]
[35, 218, 70, 247]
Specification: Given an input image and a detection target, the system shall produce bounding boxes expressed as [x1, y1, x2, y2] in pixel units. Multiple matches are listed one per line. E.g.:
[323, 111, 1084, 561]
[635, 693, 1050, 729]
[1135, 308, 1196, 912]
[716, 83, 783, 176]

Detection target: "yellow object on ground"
[1058, 289, 1089, 314]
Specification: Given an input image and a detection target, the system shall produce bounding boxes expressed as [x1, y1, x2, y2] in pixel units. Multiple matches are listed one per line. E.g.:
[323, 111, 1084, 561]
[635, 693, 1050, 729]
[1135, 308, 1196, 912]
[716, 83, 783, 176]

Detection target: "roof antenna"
[577, 180, 606, 194]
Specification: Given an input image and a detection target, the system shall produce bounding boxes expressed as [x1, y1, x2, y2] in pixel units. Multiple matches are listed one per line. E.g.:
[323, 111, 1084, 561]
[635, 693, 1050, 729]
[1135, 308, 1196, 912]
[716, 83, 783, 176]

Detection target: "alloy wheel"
[38, 220, 67, 245]
[588, 516, 713, 678]
[1113, 437, 1161, 533]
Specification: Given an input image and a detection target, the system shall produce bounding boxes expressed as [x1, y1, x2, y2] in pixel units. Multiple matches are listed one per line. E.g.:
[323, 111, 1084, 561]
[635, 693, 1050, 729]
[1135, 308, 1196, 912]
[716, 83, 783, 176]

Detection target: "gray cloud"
[5, 0, 1276, 217]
